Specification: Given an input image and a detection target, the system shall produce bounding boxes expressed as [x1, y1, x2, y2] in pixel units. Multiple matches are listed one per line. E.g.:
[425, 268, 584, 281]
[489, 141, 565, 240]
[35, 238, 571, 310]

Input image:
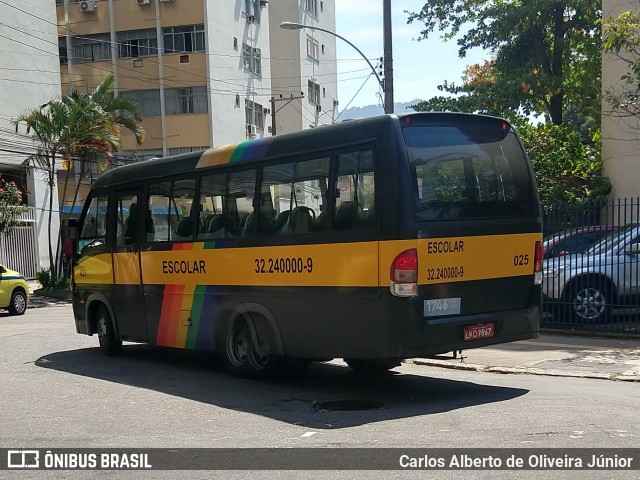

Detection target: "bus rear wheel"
[222, 315, 281, 378]
[96, 306, 122, 356]
[345, 359, 401, 374]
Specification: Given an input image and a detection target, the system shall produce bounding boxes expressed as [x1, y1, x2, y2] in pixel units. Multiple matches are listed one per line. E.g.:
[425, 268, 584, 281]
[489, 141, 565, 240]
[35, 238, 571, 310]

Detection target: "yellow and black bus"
[71, 112, 543, 377]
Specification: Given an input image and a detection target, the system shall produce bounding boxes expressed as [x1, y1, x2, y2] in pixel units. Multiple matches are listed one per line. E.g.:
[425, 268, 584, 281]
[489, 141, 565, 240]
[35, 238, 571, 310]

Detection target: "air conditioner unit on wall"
[80, 0, 96, 13]
[137, 0, 151, 6]
[247, 124, 257, 136]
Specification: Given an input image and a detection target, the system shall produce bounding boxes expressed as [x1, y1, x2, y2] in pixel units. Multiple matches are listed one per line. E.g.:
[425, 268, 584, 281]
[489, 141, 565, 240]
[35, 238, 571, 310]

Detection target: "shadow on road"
[36, 345, 528, 429]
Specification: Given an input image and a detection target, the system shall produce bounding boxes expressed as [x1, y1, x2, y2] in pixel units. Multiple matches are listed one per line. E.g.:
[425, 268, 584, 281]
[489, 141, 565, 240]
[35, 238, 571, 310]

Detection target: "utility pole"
[269, 94, 305, 136]
[383, 0, 394, 114]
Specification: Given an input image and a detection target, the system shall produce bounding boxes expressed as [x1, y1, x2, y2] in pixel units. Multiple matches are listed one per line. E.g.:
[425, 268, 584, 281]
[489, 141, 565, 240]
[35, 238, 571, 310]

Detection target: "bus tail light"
[390, 249, 418, 297]
[534, 240, 543, 285]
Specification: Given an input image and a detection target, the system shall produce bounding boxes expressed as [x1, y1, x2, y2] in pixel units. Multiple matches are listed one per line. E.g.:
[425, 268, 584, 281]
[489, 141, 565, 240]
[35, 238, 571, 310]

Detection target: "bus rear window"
[402, 122, 535, 221]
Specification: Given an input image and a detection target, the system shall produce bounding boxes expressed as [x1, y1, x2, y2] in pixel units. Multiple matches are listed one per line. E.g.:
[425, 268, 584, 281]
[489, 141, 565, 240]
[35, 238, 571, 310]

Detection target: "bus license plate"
[463, 323, 494, 341]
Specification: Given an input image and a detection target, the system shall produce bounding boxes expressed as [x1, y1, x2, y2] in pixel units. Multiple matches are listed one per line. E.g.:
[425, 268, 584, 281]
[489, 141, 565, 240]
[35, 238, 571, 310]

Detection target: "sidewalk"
[26, 280, 71, 309]
[414, 334, 640, 382]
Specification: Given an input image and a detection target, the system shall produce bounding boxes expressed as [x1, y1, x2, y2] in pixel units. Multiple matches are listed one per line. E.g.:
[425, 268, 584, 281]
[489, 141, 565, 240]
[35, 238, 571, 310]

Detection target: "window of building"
[119, 89, 162, 117]
[117, 29, 158, 58]
[165, 87, 208, 115]
[306, 35, 319, 61]
[58, 37, 68, 64]
[305, 0, 318, 17]
[69, 34, 111, 63]
[308, 80, 321, 105]
[163, 25, 205, 54]
[245, 100, 264, 131]
[242, 0, 261, 22]
[242, 43, 262, 76]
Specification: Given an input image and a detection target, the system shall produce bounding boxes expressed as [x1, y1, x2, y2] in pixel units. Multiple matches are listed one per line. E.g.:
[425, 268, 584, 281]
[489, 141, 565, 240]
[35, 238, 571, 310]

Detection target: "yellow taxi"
[0, 264, 28, 315]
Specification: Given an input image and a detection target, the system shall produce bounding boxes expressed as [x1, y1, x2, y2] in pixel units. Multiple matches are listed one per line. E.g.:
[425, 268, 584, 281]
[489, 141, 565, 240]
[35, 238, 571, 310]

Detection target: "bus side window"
[228, 169, 257, 237]
[147, 183, 172, 242]
[334, 149, 376, 230]
[170, 179, 196, 241]
[198, 173, 228, 239]
[115, 192, 139, 247]
[78, 194, 108, 252]
[261, 157, 330, 236]
[295, 156, 330, 233]
[261, 163, 294, 236]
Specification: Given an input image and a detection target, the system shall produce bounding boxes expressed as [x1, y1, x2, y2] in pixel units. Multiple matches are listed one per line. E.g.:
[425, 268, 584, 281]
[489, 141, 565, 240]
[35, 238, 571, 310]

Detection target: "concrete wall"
[602, 0, 640, 200]
[206, 0, 273, 146]
[0, 1, 62, 273]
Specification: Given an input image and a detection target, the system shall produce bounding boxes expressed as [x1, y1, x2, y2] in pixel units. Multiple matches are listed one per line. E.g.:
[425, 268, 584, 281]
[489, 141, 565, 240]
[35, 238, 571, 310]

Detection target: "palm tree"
[13, 99, 70, 277]
[14, 75, 145, 279]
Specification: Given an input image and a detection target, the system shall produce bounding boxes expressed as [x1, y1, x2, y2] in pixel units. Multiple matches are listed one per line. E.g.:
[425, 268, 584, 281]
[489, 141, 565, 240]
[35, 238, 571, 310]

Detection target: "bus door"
[111, 188, 148, 342]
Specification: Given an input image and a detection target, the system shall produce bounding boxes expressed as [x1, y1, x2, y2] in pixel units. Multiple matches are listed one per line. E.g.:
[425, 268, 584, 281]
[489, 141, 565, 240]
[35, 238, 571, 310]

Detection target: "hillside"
[338, 100, 423, 121]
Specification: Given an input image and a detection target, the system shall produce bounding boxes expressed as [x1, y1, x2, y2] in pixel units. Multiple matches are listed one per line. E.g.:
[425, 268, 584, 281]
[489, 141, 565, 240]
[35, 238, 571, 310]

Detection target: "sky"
[334, 0, 487, 111]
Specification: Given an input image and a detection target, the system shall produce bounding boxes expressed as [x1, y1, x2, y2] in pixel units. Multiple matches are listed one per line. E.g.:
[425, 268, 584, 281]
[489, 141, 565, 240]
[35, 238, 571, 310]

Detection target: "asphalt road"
[1, 305, 639, 479]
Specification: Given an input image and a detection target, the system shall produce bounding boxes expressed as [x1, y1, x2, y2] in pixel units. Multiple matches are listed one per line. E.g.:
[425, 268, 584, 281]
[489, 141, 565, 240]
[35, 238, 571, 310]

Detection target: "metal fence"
[0, 207, 38, 279]
[542, 198, 640, 336]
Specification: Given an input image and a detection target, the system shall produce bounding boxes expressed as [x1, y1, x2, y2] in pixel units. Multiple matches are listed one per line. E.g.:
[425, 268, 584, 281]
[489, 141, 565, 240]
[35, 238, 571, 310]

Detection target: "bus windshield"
[402, 121, 535, 221]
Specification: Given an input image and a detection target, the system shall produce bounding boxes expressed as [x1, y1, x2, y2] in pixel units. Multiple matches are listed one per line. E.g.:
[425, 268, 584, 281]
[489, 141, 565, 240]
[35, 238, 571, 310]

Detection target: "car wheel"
[221, 315, 280, 378]
[96, 306, 122, 356]
[567, 279, 614, 324]
[345, 359, 401, 374]
[8, 289, 27, 316]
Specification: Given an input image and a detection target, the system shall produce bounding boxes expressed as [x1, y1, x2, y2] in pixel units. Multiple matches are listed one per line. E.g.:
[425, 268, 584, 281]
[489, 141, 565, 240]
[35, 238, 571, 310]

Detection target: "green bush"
[35, 268, 69, 290]
[35, 268, 51, 289]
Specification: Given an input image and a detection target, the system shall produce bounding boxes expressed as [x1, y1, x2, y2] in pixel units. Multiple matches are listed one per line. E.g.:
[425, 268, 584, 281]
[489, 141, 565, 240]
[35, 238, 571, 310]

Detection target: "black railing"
[541, 198, 640, 336]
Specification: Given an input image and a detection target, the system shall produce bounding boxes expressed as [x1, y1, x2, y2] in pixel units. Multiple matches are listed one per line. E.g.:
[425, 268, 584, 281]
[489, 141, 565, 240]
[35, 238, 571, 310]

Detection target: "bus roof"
[92, 112, 507, 190]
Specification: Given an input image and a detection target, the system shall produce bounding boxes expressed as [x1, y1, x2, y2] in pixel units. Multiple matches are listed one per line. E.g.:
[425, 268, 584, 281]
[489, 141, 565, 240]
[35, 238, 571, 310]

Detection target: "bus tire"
[8, 289, 27, 316]
[222, 314, 281, 378]
[345, 358, 401, 374]
[96, 305, 122, 356]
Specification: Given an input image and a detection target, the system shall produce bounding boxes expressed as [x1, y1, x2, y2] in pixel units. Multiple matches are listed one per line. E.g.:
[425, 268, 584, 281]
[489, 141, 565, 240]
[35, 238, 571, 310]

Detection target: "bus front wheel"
[96, 306, 122, 356]
[222, 314, 281, 378]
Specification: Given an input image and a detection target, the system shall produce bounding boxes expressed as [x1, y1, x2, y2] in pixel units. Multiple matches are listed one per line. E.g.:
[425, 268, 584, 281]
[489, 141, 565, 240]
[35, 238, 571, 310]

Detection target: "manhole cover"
[312, 400, 384, 411]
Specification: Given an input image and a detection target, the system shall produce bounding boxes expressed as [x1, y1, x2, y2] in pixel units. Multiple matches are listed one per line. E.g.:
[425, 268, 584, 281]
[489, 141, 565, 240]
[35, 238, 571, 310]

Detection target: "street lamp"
[279, 21, 387, 112]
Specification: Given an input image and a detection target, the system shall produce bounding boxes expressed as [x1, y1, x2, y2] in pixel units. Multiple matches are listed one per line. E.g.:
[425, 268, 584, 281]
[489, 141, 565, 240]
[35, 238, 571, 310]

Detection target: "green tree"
[515, 121, 610, 203]
[603, 6, 640, 119]
[408, 0, 602, 126]
[13, 75, 145, 279]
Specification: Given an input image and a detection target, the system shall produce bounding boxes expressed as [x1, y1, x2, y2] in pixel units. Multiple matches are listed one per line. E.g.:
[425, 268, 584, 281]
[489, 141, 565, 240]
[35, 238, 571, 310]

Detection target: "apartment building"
[56, 0, 337, 155]
[0, 1, 62, 277]
[269, 0, 338, 134]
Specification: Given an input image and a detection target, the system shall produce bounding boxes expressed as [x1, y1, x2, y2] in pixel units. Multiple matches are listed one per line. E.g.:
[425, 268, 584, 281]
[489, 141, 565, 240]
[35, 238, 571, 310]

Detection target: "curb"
[28, 298, 72, 309]
[411, 358, 640, 383]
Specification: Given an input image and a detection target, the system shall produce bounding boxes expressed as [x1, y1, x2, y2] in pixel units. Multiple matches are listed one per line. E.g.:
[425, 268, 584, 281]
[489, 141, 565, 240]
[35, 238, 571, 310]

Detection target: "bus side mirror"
[68, 218, 79, 240]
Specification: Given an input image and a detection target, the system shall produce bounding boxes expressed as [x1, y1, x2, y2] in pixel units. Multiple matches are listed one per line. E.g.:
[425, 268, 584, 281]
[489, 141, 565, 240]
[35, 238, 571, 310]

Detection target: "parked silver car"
[543, 224, 640, 322]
